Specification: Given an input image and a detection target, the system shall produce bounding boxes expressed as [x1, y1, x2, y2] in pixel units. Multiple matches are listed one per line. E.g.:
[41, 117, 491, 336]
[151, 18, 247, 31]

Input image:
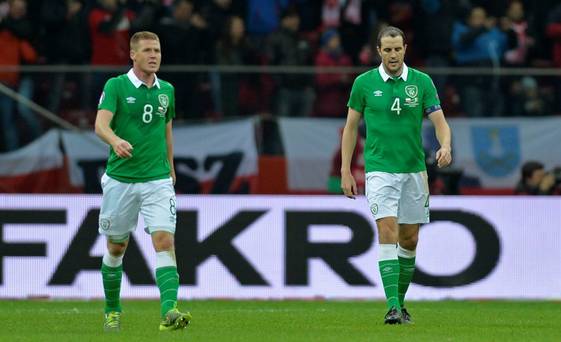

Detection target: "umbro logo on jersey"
[373, 90, 383, 97]
[126, 96, 136, 104]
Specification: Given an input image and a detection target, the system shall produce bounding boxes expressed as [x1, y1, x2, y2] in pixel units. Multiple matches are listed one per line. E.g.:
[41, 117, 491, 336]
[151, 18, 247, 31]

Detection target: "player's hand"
[112, 139, 133, 158]
[436, 147, 452, 168]
[341, 171, 358, 199]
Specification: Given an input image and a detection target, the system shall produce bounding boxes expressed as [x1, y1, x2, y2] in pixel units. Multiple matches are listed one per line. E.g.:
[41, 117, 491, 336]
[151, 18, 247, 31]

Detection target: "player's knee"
[400, 234, 418, 250]
[108, 243, 127, 257]
[152, 232, 175, 251]
[107, 236, 128, 256]
[376, 218, 399, 242]
[155, 240, 174, 252]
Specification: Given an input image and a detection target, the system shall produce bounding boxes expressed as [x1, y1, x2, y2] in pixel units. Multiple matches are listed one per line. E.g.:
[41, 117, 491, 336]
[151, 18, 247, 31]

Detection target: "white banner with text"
[1, 195, 560, 300]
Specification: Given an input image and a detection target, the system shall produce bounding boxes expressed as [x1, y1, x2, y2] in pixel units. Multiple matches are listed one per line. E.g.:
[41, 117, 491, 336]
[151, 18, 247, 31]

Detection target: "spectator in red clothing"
[546, 4, 561, 68]
[89, 0, 135, 66]
[322, 0, 342, 29]
[313, 29, 352, 117]
[0, 0, 38, 151]
[88, 0, 140, 110]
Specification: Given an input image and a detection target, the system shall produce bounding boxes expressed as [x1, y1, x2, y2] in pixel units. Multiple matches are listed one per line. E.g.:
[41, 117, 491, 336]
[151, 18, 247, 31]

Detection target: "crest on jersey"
[158, 94, 169, 108]
[405, 85, 418, 98]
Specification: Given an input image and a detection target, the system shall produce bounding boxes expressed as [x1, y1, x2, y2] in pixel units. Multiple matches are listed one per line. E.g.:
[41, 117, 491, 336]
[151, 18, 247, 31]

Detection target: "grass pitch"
[1, 300, 558, 341]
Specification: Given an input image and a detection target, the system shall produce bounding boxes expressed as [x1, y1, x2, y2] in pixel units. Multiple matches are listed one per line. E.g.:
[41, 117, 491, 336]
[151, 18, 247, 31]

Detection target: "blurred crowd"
[515, 161, 561, 195]
[2, 0, 561, 151]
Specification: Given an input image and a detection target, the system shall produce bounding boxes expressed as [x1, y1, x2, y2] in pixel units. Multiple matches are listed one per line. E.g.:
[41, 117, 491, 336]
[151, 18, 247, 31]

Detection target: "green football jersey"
[98, 69, 176, 183]
[347, 64, 440, 173]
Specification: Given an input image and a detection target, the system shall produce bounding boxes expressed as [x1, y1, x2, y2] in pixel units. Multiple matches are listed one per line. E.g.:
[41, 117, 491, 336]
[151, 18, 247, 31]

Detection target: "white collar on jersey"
[127, 68, 161, 89]
[378, 63, 409, 82]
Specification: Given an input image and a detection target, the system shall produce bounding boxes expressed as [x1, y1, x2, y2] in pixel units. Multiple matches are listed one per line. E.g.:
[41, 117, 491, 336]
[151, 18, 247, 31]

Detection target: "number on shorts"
[169, 198, 176, 215]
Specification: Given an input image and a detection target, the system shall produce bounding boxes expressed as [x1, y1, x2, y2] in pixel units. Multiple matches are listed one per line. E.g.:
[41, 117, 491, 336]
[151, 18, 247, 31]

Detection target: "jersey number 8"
[142, 104, 154, 123]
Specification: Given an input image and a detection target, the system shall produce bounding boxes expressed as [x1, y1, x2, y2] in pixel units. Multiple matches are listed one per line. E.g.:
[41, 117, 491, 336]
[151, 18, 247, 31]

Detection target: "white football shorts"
[98, 173, 177, 242]
[365, 171, 430, 224]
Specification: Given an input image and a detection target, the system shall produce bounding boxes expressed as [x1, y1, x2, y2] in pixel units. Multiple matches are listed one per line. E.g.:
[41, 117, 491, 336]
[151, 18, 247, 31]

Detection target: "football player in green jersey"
[94, 31, 191, 332]
[341, 26, 452, 325]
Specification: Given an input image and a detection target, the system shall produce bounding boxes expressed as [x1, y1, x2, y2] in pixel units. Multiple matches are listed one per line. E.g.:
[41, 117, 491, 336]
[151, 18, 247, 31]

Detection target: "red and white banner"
[1, 195, 560, 299]
[0, 131, 75, 193]
[1, 118, 258, 194]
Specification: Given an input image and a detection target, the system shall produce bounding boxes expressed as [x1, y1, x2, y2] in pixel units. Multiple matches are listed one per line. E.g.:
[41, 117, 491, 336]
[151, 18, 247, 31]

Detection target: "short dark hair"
[521, 161, 544, 181]
[376, 26, 406, 48]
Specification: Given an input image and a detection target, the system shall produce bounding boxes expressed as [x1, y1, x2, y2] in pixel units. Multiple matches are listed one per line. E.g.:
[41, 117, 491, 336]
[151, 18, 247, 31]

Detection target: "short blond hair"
[130, 31, 160, 51]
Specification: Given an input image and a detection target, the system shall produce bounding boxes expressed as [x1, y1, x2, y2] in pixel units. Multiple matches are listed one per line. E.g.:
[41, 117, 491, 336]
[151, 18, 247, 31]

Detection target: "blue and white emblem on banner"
[471, 126, 520, 177]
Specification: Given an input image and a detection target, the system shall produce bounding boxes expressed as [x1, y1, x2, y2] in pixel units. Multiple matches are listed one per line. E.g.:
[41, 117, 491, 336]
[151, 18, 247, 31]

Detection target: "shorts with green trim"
[98, 173, 177, 239]
[365, 171, 430, 224]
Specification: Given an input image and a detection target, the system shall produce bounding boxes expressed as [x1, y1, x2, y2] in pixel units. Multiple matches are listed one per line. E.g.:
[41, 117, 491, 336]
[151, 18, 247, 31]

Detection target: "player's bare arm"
[94, 109, 133, 158]
[341, 107, 361, 198]
[428, 109, 452, 168]
[165, 120, 176, 185]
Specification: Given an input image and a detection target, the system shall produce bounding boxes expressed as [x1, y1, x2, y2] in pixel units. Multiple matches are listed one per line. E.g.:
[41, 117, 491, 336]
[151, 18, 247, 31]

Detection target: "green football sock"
[379, 259, 400, 310]
[156, 266, 179, 318]
[398, 255, 416, 307]
[101, 263, 123, 313]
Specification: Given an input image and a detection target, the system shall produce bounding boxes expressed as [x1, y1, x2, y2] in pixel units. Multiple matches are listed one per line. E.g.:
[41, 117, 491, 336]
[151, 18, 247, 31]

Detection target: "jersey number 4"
[391, 98, 402, 115]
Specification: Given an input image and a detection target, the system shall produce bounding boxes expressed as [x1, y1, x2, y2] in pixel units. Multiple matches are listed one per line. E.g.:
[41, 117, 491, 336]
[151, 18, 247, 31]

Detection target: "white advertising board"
[0, 195, 559, 299]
